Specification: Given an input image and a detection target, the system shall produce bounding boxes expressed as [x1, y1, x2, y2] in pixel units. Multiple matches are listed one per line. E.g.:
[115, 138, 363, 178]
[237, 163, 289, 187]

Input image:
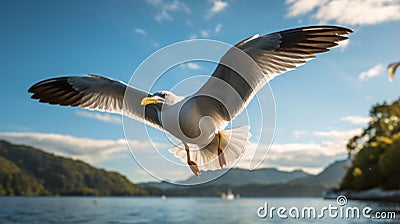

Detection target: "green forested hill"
[0, 140, 151, 196]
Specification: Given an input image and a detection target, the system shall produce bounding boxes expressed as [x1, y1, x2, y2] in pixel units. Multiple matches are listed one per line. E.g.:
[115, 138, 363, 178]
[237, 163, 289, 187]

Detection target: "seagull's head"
[140, 90, 183, 106]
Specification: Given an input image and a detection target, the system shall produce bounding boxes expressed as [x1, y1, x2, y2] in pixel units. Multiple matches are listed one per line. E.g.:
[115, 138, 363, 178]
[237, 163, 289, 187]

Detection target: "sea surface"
[0, 197, 399, 223]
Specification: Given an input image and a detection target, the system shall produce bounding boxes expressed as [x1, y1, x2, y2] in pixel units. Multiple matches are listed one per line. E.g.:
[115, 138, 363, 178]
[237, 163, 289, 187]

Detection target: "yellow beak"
[140, 96, 162, 106]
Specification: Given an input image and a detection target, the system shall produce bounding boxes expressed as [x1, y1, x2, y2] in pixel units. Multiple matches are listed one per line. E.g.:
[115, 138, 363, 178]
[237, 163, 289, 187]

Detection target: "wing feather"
[28, 75, 164, 130]
[195, 25, 352, 121]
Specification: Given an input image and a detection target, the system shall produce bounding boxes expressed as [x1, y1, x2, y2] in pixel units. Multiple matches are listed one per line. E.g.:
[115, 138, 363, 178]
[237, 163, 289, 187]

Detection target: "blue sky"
[0, 0, 399, 183]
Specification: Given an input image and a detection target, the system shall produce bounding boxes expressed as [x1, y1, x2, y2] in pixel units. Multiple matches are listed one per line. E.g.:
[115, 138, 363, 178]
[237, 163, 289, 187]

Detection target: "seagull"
[388, 62, 400, 82]
[28, 26, 352, 176]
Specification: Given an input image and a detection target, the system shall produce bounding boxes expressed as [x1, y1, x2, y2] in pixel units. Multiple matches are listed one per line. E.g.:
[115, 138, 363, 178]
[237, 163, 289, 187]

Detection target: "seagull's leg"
[185, 144, 200, 176]
[217, 132, 226, 168]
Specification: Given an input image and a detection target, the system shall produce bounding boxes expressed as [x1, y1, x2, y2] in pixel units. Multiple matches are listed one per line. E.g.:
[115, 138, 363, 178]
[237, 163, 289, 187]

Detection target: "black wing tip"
[28, 76, 71, 93]
[280, 25, 353, 35]
[27, 76, 84, 107]
[303, 25, 353, 34]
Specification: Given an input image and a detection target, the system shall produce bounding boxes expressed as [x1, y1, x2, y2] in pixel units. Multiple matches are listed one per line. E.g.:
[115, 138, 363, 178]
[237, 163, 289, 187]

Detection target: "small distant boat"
[221, 189, 235, 200]
[161, 195, 167, 200]
[226, 189, 235, 200]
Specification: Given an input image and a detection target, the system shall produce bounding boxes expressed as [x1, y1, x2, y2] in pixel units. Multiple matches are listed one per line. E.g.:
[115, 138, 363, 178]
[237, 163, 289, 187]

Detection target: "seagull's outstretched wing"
[28, 75, 163, 130]
[195, 26, 352, 121]
[388, 62, 400, 82]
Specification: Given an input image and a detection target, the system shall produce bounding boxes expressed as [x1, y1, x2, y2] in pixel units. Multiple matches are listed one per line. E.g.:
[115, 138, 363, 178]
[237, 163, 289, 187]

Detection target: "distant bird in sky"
[388, 62, 400, 82]
[28, 26, 352, 176]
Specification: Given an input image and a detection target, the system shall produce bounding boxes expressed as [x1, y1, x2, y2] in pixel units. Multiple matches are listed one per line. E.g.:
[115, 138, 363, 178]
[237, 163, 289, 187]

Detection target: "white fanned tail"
[168, 126, 251, 171]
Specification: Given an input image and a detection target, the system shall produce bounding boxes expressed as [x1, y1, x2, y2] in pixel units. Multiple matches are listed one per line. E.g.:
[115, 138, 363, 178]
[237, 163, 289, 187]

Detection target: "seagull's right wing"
[28, 75, 164, 130]
[195, 26, 352, 122]
[388, 62, 400, 82]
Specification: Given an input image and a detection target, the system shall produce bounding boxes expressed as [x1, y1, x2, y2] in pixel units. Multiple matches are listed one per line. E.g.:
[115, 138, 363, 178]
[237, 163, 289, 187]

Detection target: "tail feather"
[168, 125, 251, 171]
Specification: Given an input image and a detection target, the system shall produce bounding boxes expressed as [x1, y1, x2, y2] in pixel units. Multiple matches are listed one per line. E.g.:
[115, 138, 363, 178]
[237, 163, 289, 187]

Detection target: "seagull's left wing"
[28, 75, 164, 130]
[195, 26, 352, 122]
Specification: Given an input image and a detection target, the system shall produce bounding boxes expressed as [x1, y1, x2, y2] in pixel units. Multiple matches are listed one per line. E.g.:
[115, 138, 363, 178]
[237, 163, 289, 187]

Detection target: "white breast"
[160, 101, 216, 147]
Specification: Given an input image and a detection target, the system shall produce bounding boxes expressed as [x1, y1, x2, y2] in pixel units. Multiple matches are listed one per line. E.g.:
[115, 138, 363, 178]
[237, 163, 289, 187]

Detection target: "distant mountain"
[292, 159, 350, 186]
[140, 167, 311, 189]
[0, 140, 153, 196]
[182, 167, 311, 185]
[141, 159, 350, 197]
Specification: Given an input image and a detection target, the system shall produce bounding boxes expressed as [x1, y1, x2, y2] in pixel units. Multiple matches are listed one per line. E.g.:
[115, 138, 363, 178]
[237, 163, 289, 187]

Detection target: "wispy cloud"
[179, 62, 202, 70]
[194, 24, 222, 39]
[188, 34, 197, 39]
[134, 28, 147, 36]
[286, 0, 323, 18]
[200, 30, 210, 38]
[235, 128, 360, 174]
[186, 62, 202, 70]
[147, 0, 191, 22]
[337, 39, 350, 51]
[293, 130, 308, 139]
[0, 132, 126, 163]
[0, 132, 167, 165]
[210, 0, 228, 13]
[313, 128, 362, 140]
[147, 0, 163, 6]
[207, 0, 228, 19]
[214, 23, 222, 33]
[341, 115, 370, 125]
[286, 0, 400, 25]
[236, 141, 347, 175]
[75, 111, 121, 125]
[358, 63, 384, 80]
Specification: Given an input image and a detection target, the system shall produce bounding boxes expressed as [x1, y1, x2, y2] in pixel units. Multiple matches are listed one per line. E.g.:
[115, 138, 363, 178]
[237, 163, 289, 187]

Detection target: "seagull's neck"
[169, 95, 185, 105]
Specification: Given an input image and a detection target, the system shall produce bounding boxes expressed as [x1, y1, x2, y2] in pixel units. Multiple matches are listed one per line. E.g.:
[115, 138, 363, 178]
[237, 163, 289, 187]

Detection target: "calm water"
[0, 197, 399, 223]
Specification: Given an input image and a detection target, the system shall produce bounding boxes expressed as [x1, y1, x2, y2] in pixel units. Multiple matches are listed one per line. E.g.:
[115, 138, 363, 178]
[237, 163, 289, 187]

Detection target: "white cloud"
[0, 132, 166, 165]
[200, 30, 210, 38]
[313, 128, 362, 140]
[210, 0, 228, 13]
[148, 0, 191, 22]
[341, 115, 371, 125]
[286, 0, 324, 17]
[337, 39, 350, 51]
[134, 28, 146, 35]
[232, 128, 361, 174]
[207, 0, 228, 18]
[293, 130, 307, 139]
[0, 132, 125, 163]
[186, 62, 201, 70]
[286, 0, 400, 26]
[235, 140, 348, 175]
[188, 34, 197, 39]
[75, 111, 121, 125]
[147, 0, 162, 6]
[151, 39, 160, 48]
[358, 63, 384, 80]
[214, 23, 222, 33]
[179, 62, 202, 70]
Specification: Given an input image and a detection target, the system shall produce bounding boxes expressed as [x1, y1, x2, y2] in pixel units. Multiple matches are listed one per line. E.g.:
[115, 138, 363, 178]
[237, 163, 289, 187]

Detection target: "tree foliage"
[341, 99, 400, 191]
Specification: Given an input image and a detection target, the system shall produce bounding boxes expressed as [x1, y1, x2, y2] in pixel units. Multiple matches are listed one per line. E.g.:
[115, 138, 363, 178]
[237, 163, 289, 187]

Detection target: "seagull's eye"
[162, 93, 167, 98]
